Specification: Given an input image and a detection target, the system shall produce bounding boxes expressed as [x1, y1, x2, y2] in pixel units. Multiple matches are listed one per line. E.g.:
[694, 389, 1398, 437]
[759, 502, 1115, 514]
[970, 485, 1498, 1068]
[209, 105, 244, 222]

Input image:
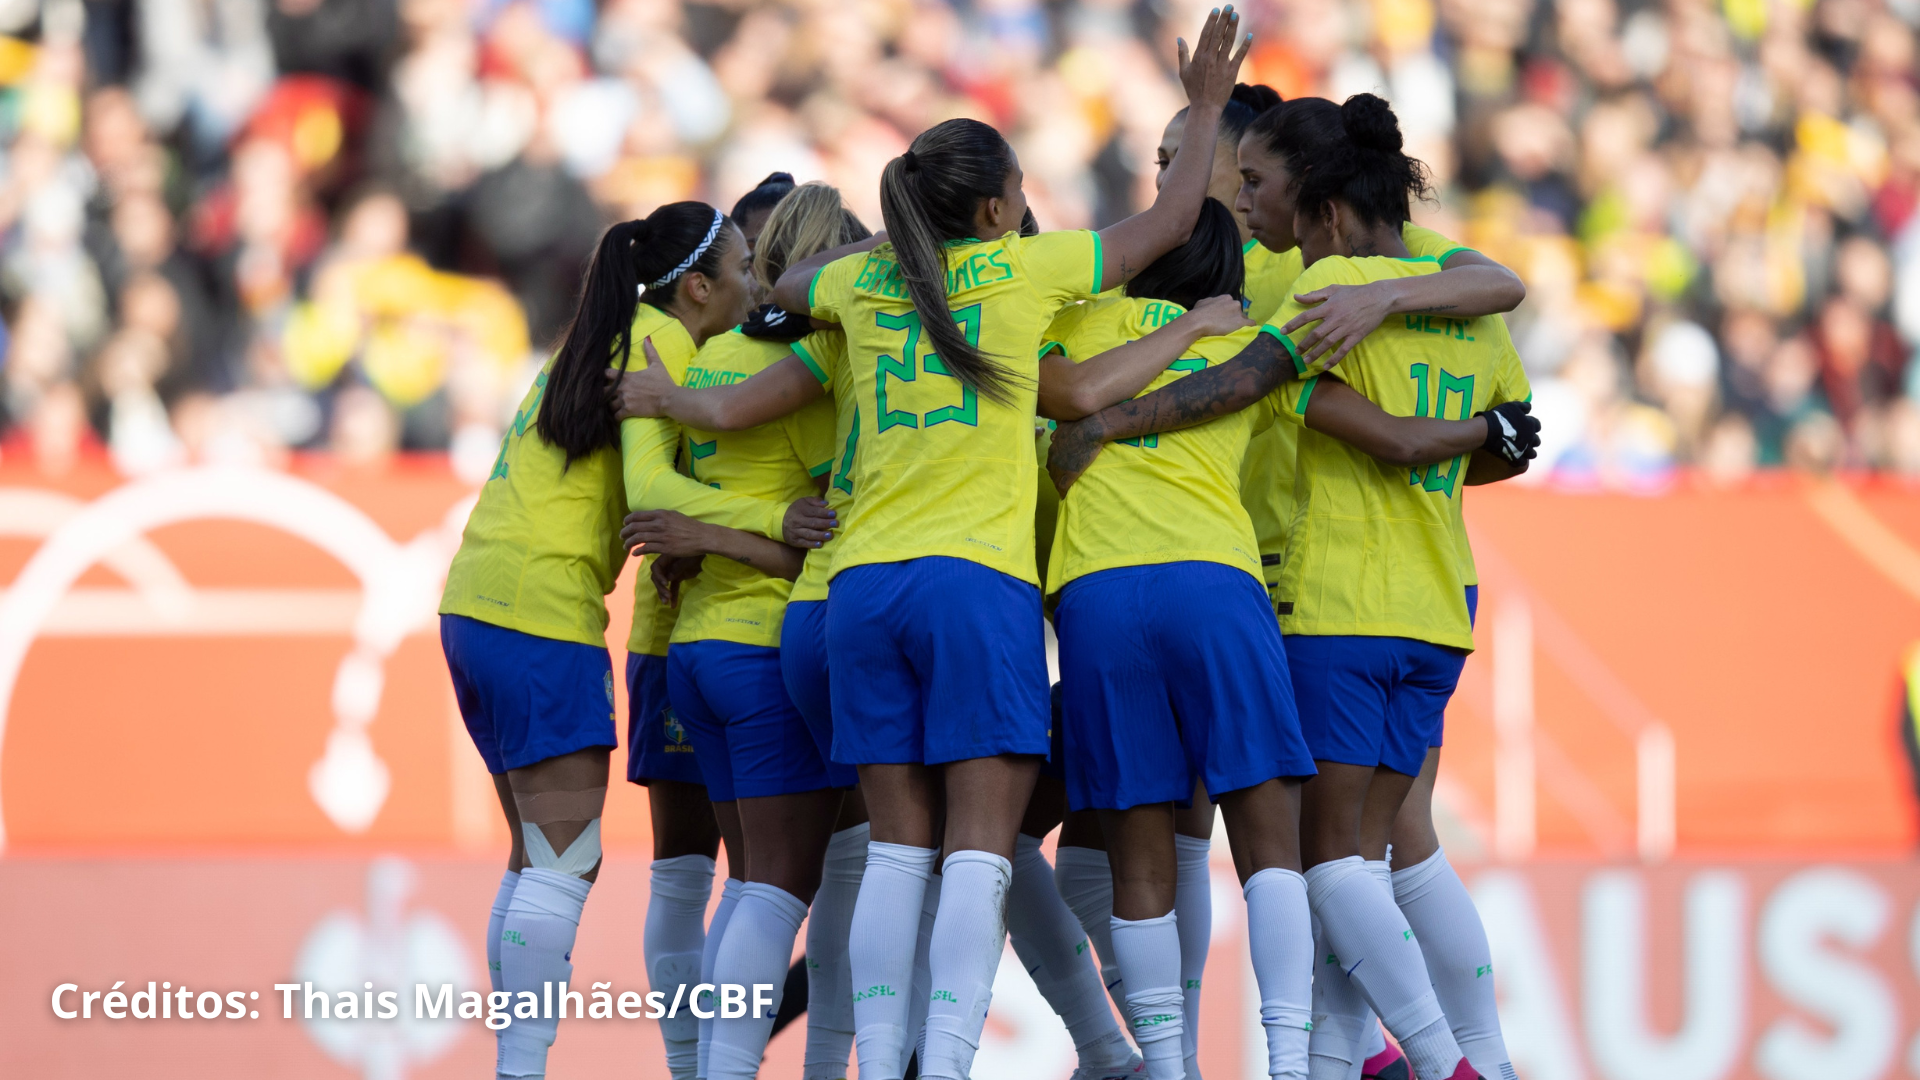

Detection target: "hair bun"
[757, 171, 796, 189]
[1340, 94, 1403, 153]
[1231, 83, 1283, 113]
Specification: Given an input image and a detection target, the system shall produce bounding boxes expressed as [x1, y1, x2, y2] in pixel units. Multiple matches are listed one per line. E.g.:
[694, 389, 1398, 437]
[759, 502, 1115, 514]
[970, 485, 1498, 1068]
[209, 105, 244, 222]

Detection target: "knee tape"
[524, 818, 602, 877]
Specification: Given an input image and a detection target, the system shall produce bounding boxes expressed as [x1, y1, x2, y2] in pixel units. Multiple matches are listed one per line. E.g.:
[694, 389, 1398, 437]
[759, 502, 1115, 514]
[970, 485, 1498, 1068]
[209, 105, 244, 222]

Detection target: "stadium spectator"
[0, 0, 1915, 483]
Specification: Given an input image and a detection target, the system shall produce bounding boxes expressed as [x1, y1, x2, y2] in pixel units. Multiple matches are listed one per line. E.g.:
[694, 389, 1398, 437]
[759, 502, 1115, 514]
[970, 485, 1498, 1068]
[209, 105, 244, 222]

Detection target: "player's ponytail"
[538, 201, 734, 463]
[1124, 197, 1245, 310]
[879, 118, 1023, 406]
[753, 182, 871, 290]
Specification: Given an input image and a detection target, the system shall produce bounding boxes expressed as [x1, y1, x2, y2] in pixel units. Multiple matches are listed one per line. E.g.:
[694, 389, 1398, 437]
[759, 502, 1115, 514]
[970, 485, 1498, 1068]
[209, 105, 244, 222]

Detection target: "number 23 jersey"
[806, 230, 1104, 586]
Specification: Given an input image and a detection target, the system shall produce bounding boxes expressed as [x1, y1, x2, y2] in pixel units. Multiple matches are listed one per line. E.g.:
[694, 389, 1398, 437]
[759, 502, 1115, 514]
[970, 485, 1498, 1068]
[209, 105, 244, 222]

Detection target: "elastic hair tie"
[648, 209, 726, 290]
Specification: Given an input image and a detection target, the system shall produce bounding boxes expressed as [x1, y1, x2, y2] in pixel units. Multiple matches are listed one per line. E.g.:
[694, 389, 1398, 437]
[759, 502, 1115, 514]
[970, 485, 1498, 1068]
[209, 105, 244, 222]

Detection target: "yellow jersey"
[614, 306, 806, 652]
[1264, 255, 1530, 650]
[665, 328, 837, 647]
[806, 230, 1104, 584]
[628, 562, 679, 657]
[789, 330, 857, 603]
[440, 363, 627, 647]
[1238, 225, 1478, 588]
[1040, 294, 1274, 594]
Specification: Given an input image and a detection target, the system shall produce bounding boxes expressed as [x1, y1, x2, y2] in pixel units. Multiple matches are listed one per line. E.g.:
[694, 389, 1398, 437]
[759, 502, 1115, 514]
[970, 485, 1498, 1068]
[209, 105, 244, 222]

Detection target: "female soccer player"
[756, 15, 1252, 1079]
[621, 182, 874, 1080]
[438, 200, 833, 1080]
[1046, 95, 1539, 1080]
[628, 175, 812, 1080]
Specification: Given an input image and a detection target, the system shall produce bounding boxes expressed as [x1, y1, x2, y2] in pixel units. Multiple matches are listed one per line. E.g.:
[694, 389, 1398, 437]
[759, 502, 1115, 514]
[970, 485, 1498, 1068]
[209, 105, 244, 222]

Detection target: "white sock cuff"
[1389, 847, 1451, 901]
[942, 848, 1013, 882]
[1111, 910, 1178, 935]
[493, 870, 520, 912]
[509, 867, 592, 921]
[741, 881, 810, 930]
[1365, 860, 1392, 889]
[1302, 856, 1367, 908]
[720, 875, 747, 901]
[1174, 833, 1211, 862]
[869, 842, 939, 880]
[1053, 845, 1110, 873]
[1243, 865, 1307, 902]
[650, 854, 718, 901]
[1014, 832, 1045, 857]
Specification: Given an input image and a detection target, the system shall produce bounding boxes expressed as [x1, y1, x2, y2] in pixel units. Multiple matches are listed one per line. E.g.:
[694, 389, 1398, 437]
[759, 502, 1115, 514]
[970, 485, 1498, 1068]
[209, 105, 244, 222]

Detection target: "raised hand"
[604, 337, 678, 419]
[1177, 6, 1252, 112]
[1181, 294, 1255, 339]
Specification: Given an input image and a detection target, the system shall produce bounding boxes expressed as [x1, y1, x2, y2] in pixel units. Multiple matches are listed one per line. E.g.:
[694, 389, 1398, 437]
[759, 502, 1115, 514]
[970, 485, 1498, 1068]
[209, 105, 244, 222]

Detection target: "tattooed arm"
[1047, 332, 1293, 492]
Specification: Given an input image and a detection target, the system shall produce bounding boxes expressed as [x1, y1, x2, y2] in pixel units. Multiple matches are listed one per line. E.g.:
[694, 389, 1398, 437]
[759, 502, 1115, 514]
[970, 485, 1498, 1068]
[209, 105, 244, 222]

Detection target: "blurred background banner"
[1, 0, 1919, 1071]
[4, 459, 1920, 1076]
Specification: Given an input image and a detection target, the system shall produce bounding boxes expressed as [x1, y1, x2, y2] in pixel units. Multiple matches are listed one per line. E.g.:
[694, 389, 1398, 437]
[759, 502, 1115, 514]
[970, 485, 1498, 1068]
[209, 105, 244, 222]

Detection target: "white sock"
[1173, 835, 1212, 1077]
[1053, 846, 1125, 1016]
[496, 868, 591, 1077]
[1110, 912, 1185, 1080]
[699, 877, 745, 1080]
[806, 824, 868, 1080]
[1307, 909, 1371, 1075]
[489, 870, 519, 994]
[1305, 858, 1461, 1080]
[921, 851, 1013, 1080]
[648, 855, 716, 1080]
[1008, 835, 1136, 1069]
[708, 882, 810, 1080]
[1361, 1023, 1388, 1062]
[850, 843, 935, 1080]
[1244, 868, 1313, 1080]
[908, 870, 943, 1074]
[1393, 850, 1509, 1080]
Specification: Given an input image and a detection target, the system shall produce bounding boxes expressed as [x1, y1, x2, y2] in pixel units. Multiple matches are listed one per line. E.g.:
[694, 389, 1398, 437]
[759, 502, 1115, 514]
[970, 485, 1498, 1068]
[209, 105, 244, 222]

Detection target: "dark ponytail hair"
[536, 201, 735, 463]
[1176, 83, 1283, 152]
[879, 118, 1021, 405]
[1124, 198, 1245, 310]
[730, 172, 797, 229]
[1255, 94, 1432, 230]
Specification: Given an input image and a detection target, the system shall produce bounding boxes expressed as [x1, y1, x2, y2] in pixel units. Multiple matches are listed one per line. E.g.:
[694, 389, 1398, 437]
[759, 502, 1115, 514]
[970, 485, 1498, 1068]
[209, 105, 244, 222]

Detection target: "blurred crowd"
[0, 0, 1915, 484]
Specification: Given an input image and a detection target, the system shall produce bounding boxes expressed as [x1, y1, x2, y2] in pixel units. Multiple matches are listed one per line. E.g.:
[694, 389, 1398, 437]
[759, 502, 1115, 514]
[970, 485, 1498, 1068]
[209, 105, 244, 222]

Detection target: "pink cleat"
[1361, 1043, 1409, 1080]
[1440, 1059, 1485, 1080]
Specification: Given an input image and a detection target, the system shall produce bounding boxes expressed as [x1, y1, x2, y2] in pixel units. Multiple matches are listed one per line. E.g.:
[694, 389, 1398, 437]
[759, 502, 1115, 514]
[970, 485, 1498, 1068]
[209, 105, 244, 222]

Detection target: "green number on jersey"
[1406, 362, 1475, 498]
[873, 304, 983, 431]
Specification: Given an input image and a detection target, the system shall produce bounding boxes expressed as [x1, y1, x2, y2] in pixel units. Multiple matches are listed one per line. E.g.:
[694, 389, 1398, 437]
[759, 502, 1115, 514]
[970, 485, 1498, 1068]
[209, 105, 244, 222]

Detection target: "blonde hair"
[753, 182, 871, 292]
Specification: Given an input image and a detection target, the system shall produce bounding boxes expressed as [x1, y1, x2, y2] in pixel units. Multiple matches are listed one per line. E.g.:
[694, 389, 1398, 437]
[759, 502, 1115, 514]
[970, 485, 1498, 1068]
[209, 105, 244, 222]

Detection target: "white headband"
[649, 210, 726, 290]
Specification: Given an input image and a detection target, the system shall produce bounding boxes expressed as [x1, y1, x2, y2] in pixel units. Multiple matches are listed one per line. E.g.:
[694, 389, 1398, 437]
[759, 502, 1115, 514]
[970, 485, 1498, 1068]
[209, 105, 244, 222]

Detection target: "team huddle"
[436, 8, 1544, 1080]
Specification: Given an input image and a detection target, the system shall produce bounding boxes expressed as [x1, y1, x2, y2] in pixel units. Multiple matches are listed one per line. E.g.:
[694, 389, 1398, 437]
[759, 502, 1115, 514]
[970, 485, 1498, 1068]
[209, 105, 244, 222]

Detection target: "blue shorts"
[1429, 586, 1480, 750]
[1285, 633, 1468, 777]
[827, 557, 1050, 766]
[626, 652, 704, 786]
[781, 599, 857, 787]
[668, 640, 846, 801]
[441, 614, 616, 775]
[1040, 681, 1067, 782]
[1055, 562, 1315, 811]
